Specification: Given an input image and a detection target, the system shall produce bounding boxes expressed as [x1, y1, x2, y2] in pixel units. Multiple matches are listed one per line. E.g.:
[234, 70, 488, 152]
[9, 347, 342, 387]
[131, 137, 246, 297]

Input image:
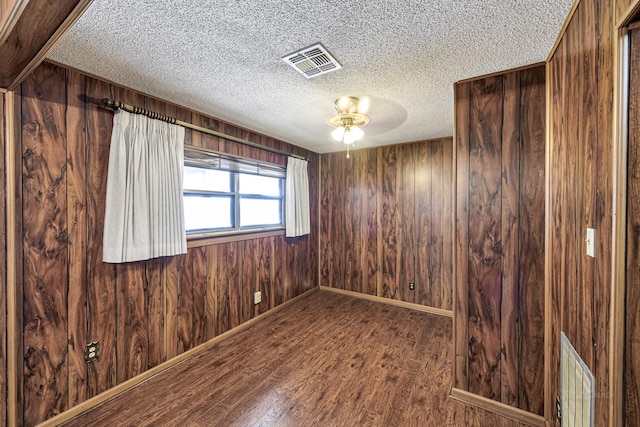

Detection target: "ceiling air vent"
[282, 43, 342, 79]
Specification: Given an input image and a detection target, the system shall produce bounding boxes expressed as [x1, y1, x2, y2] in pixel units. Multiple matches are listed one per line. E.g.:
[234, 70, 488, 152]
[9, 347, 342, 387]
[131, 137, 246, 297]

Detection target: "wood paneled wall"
[547, 0, 616, 425]
[14, 61, 318, 426]
[319, 138, 454, 311]
[454, 65, 546, 416]
[1, 92, 7, 427]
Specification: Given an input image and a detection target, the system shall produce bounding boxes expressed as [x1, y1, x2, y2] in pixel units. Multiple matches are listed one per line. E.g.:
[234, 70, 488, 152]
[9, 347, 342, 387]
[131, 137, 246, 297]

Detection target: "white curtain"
[103, 110, 187, 263]
[285, 157, 310, 237]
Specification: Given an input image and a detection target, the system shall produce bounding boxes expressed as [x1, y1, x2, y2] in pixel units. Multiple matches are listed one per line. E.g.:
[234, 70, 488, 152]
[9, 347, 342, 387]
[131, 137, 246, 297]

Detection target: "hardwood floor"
[62, 291, 525, 426]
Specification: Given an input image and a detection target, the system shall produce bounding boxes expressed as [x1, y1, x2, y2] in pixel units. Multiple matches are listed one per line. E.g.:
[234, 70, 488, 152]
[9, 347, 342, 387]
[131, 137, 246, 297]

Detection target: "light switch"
[586, 228, 595, 258]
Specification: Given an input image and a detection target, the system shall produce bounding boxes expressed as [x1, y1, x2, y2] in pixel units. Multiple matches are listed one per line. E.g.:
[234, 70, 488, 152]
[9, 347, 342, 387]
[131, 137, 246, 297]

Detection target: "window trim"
[187, 228, 285, 248]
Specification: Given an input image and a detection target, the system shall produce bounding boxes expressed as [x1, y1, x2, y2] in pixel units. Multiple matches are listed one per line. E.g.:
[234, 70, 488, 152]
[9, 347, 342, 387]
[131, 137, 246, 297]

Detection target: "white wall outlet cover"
[586, 228, 595, 258]
[254, 291, 262, 304]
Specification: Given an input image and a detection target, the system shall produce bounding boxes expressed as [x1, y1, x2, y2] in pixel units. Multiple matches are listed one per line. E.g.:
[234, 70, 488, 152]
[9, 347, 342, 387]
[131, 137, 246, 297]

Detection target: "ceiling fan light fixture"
[327, 96, 369, 157]
[331, 125, 364, 144]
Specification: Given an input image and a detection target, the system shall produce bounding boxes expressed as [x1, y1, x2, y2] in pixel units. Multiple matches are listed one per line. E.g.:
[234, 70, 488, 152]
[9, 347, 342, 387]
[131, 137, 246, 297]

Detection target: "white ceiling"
[49, 0, 573, 154]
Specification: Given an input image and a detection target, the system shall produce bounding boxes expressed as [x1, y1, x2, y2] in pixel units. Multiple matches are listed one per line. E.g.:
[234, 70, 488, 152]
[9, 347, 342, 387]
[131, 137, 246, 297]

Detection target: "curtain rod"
[101, 98, 308, 161]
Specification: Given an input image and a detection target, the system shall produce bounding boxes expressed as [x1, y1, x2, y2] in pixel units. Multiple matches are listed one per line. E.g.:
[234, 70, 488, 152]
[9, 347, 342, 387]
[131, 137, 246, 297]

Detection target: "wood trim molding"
[543, 60, 554, 427]
[5, 89, 20, 427]
[617, 0, 640, 28]
[36, 287, 319, 427]
[319, 286, 453, 318]
[451, 82, 462, 390]
[187, 229, 284, 248]
[450, 388, 546, 427]
[455, 62, 545, 85]
[317, 155, 322, 288]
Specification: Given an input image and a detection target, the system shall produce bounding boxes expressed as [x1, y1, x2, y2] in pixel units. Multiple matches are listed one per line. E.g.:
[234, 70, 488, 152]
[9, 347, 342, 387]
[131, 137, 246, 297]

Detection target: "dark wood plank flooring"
[62, 291, 524, 426]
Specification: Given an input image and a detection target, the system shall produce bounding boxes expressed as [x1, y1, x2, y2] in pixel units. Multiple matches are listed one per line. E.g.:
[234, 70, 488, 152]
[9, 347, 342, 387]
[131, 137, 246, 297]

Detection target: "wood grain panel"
[626, 26, 640, 425]
[176, 253, 193, 354]
[499, 70, 521, 408]
[562, 13, 579, 354]
[227, 241, 243, 329]
[365, 148, 379, 296]
[343, 151, 355, 292]
[441, 140, 453, 310]
[400, 144, 415, 303]
[116, 261, 148, 383]
[214, 243, 231, 335]
[416, 141, 432, 306]
[415, 143, 429, 306]
[256, 238, 272, 316]
[319, 154, 331, 287]
[273, 235, 285, 307]
[192, 247, 208, 347]
[145, 257, 165, 368]
[164, 256, 180, 360]
[84, 74, 117, 399]
[242, 241, 258, 322]
[345, 149, 362, 293]
[428, 141, 443, 308]
[577, 0, 597, 374]
[286, 237, 299, 301]
[332, 154, 345, 291]
[21, 62, 69, 425]
[455, 82, 471, 391]
[381, 145, 399, 299]
[0, 89, 7, 427]
[467, 76, 504, 400]
[306, 155, 319, 292]
[593, 0, 614, 425]
[454, 65, 545, 416]
[517, 66, 545, 415]
[65, 68, 88, 408]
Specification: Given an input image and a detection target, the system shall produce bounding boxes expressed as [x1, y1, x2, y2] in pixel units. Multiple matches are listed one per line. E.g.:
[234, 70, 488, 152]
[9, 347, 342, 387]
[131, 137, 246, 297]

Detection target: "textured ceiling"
[49, 0, 573, 154]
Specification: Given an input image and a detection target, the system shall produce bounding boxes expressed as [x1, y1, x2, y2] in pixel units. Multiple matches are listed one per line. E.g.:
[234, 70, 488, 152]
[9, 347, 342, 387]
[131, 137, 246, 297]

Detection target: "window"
[183, 147, 285, 238]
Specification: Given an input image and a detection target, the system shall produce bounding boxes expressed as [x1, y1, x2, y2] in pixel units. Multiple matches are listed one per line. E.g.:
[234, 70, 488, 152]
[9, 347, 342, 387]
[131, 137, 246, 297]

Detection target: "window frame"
[183, 148, 286, 243]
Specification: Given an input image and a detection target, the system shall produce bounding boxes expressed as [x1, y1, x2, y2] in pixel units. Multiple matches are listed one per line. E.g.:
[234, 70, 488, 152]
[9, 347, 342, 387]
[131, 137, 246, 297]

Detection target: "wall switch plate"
[254, 291, 262, 305]
[586, 228, 595, 258]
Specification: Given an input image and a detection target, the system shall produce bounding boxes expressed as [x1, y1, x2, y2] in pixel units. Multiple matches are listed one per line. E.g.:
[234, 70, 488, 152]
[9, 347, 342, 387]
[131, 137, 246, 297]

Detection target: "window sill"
[187, 228, 285, 248]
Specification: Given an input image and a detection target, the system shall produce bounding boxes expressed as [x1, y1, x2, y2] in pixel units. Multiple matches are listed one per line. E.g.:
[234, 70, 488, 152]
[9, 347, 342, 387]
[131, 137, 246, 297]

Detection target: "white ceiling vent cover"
[282, 43, 342, 79]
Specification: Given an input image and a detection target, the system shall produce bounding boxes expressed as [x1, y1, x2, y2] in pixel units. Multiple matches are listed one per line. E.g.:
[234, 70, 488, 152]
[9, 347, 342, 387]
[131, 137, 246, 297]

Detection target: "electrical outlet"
[254, 291, 262, 305]
[84, 341, 99, 363]
[409, 281, 415, 291]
